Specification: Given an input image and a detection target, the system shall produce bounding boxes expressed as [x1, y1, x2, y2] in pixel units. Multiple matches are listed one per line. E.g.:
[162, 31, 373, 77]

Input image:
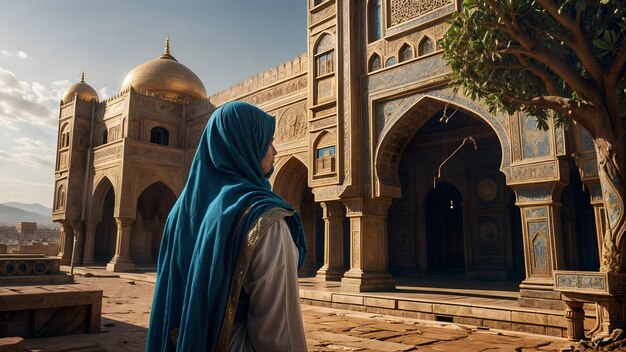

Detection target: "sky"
[0, 0, 307, 208]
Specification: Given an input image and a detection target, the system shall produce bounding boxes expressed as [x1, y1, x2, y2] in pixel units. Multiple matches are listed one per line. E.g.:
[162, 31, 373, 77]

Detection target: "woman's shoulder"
[256, 207, 295, 227]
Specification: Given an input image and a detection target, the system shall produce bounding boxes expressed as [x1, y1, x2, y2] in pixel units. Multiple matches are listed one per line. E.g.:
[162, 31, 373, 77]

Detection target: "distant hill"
[0, 204, 58, 228]
[1, 202, 52, 217]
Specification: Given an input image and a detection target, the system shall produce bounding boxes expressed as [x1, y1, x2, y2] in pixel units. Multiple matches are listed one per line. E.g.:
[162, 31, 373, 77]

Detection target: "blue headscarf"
[146, 101, 307, 352]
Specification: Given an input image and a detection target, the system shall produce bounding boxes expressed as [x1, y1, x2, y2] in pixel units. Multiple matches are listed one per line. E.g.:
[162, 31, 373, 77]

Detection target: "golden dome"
[62, 71, 99, 104]
[120, 36, 207, 101]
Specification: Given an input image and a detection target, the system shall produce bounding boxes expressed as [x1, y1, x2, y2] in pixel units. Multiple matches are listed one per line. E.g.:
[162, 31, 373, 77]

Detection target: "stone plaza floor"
[18, 269, 576, 352]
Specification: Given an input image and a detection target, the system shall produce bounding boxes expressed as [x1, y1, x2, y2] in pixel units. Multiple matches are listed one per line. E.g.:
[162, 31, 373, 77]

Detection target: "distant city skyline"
[0, 0, 307, 207]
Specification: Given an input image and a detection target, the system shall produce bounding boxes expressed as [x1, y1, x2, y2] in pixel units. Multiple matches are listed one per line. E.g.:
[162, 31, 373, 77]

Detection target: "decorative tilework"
[521, 115, 550, 158]
[555, 273, 607, 291]
[516, 186, 551, 202]
[525, 207, 548, 219]
[579, 127, 595, 152]
[532, 233, 548, 270]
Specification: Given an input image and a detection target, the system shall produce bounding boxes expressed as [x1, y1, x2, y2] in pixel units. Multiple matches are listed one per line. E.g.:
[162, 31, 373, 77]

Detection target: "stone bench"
[0, 255, 72, 285]
[0, 285, 102, 338]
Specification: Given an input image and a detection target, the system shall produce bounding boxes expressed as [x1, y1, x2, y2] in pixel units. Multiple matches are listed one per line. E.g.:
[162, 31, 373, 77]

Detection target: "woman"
[146, 101, 308, 351]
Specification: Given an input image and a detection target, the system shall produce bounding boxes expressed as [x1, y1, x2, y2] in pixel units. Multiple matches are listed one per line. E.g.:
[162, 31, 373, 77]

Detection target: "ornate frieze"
[127, 143, 183, 164]
[61, 106, 74, 119]
[309, 115, 337, 131]
[104, 100, 125, 119]
[240, 76, 307, 107]
[93, 144, 122, 164]
[525, 207, 548, 219]
[366, 55, 448, 94]
[516, 186, 552, 202]
[510, 161, 557, 181]
[556, 272, 607, 291]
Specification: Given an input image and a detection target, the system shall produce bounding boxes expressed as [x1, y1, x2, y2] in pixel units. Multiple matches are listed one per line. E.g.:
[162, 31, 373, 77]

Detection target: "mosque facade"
[54, 0, 604, 314]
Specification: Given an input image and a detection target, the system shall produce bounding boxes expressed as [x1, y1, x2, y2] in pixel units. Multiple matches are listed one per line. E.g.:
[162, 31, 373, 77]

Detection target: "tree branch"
[516, 55, 561, 96]
[608, 43, 626, 88]
[535, 0, 606, 86]
[484, 0, 604, 106]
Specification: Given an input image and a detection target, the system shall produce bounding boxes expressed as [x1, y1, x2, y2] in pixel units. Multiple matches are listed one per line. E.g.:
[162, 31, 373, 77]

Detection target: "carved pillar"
[563, 300, 585, 341]
[69, 220, 83, 266]
[340, 198, 395, 292]
[83, 221, 98, 265]
[58, 221, 73, 265]
[596, 298, 626, 336]
[587, 182, 606, 264]
[514, 186, 567, 309]
[106, 217, 135, 272]
[316, 201, 346, 281]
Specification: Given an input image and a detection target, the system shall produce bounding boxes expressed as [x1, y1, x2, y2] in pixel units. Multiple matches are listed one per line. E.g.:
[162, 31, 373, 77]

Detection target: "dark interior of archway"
[133, 182, 177, 265]
[508, 192, 524, 279]
[561, 163, 599, 271]
[425, 182, 464, 271]
[95, 188, 116, 263]
[388, 108, 520, 280]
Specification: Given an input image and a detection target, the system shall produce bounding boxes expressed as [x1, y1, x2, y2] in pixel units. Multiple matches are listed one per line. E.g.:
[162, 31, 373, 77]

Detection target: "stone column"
[106, 217, 135, 272]
[514, 186, 567, 310]
[563, 300, 585, 341]
[82, 221, 98, 265]
[316, 201, 346, 281]
[340, 198, 395, 293]
[69, 220, 83, 266]
[58, 221, 73, 265]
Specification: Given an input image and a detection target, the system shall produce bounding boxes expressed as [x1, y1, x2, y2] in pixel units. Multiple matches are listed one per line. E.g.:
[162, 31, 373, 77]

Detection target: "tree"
[440, 0, 626, 272]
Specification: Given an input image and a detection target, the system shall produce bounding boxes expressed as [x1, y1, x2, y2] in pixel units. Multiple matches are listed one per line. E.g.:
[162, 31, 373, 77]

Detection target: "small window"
[316, 51, 334, 77]
[150, 127, 170, 146]
[418, 36, 435, 56]
[399, 44, 413, 62]
[314, 0, 325, 5]
[386, 57, 396, 67]
[102, 130, 108, 145]
[316, 146, 336, 174]
[368, 0, 382, 43]
[369, 53, 381, 72]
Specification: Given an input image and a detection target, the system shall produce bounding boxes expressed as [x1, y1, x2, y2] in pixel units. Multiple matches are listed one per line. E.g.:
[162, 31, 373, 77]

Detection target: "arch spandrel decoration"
[276, 105, 307, 144]
[372, 88, 512, 197]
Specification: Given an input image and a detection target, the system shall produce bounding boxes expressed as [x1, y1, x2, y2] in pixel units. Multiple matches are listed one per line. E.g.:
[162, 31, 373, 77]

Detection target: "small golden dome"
[120, 36, 207, 101]
[62, 71, 99, 104]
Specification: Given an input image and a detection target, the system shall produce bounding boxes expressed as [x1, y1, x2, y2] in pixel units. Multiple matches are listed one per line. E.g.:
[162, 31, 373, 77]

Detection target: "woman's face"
[260, 141, 277, 175]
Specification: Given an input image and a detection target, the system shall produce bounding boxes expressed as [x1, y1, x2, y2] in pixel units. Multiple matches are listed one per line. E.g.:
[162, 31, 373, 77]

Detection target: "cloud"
[0, 66, 66, 129]
[0, 149, 54, 169]
[14, 137, 48, 150]
[99, 86, 112, 100]
[1, 50, 32, 61]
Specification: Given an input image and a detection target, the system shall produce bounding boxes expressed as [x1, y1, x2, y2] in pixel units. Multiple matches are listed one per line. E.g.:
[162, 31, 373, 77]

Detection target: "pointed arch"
[368, 52, 382, 72]
[418, 36, 435, 56]
[398, 43, 414, 62]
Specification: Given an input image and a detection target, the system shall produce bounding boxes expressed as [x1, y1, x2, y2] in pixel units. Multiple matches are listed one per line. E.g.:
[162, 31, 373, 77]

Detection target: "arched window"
[314, 34, 335, 102]
[418, 36, 435, 56]
[56, 185, 65, 210]
[368, 0, 382, 43]
[369, 53, 382, 72]
[150, 127, 170, 146]
[386, 57, 396, 67]
[59, 125, 71, 148]
[102, 130, 108, 145]
[399, 43, 413, 62]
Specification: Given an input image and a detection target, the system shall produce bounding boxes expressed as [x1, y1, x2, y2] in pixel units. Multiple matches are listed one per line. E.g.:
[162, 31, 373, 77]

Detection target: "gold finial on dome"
[158, 35, 176, 61]
[81, 69, 85, 83]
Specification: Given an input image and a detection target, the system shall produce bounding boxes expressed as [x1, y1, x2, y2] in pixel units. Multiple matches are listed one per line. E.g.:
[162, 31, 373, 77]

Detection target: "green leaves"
[441, 0, 625, 130]
[593, 30, 619, 57]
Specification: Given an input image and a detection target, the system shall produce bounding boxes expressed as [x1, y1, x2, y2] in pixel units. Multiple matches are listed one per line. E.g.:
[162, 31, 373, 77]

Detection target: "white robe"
[227, 218, 308, 352]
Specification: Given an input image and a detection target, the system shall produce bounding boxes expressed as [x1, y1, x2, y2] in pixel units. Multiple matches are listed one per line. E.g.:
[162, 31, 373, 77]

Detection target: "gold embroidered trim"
[215, 207, 294, 351]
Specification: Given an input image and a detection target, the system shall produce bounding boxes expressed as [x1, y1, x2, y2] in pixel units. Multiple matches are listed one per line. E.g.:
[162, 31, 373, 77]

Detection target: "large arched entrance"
[93, 178, 116, 264]
[383, 102, 522, 280]
[131, 181, 177, 266]
[425, 182, 464, 272]
[272, 156, 322, 275]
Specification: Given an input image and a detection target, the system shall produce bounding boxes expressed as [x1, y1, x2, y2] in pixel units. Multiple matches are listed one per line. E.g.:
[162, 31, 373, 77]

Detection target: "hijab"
[146, 101, 307, 351]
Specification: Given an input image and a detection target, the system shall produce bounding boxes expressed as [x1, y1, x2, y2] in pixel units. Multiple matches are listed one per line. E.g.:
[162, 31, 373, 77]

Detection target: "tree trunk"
[595, 137, 626, 272]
